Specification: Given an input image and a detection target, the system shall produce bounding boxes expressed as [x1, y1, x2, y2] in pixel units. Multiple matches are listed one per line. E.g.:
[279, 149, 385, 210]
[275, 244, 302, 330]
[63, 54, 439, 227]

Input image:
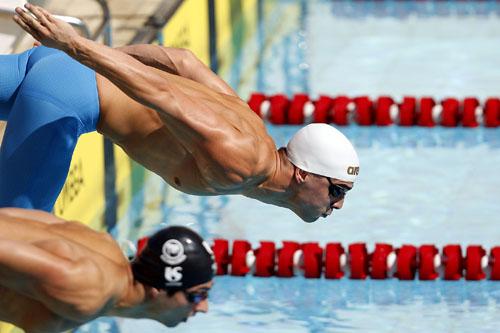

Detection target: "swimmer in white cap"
[0, 207, 214, 332]
[12, 4, 359, 222]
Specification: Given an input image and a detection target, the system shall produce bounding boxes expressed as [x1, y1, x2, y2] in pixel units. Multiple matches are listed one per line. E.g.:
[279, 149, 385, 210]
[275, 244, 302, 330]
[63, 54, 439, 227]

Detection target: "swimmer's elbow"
[133, 80, 174, 113]
[177, 48, 196, 72]
[177, 48, 208, 81]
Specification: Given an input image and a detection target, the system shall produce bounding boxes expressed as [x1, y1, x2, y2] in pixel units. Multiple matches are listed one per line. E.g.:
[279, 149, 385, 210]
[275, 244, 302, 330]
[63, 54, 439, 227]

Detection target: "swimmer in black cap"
[0, 208, 214, 332]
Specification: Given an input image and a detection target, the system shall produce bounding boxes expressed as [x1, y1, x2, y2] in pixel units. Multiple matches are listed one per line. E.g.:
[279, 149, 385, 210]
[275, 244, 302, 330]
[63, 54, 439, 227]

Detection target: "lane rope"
[248, 93, 500, 127]
[210, 239, 500, 281]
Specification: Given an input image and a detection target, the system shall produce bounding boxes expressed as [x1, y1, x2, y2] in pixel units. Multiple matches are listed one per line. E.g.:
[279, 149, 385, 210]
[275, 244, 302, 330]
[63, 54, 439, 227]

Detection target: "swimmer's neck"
[243, 148, 295, 207]
[106, 280, 149, 319]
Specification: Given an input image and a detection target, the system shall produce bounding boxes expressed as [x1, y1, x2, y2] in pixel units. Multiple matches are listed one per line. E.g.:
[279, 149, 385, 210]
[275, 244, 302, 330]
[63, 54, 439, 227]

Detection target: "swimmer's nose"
[332, 198, 345, 210]
[194, 299, 209, 313]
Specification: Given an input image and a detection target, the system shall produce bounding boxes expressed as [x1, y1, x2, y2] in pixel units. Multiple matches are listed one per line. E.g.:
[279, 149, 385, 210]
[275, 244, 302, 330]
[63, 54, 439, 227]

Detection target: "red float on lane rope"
[213, 239, 230, 275]
[490, 247, 500, 280]
[418, 97, 437, 127]
[288, 94, 309, 125]
[349, 243, 369, 279]
[442, 244, 463, 280]
[248, 93, 267, 117]
[484, 98, 500, 127]
[301, 242, 323, 278]
[440, 98, 460, 127]
[395, 245, 418, 280]
[370, 243, 395, 279]
[331, 96, 352, 126]
[136, 236, 149, 256]
[354, 96, 374, 126]
[375, 96, 394, 126]
[254, 241, 276, 277]
[465, 245, 487, 281]
[313, 95, 333, 123]
[269, 94, 289, 125]
[462, 97, 480, 127]
[399, 96, 417, 126]
[324, 243, 346, 279]
[277, 241, 301, 277]
[418, 245, 440, 280]
[230, 240, 253, 276]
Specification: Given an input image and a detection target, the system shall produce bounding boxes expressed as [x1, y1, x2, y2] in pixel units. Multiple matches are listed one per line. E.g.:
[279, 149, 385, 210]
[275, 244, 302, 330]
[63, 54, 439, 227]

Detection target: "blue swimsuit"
[0, 46, 100, 211]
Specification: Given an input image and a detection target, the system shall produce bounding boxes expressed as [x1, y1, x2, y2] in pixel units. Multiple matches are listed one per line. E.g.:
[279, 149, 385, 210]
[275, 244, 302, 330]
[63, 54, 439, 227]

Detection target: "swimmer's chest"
[120, 133, 237, 194]
[162, 157, 254, 195]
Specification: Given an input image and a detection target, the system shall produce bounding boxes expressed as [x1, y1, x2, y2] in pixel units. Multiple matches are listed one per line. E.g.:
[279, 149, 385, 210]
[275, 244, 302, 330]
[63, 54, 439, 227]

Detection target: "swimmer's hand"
[13, 3, 79, 52]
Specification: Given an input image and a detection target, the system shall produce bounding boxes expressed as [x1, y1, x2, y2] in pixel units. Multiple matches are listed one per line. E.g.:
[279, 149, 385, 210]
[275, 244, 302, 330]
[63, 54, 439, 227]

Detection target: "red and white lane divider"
[211, 239, 500, 281]
[247, 93, 500, 127]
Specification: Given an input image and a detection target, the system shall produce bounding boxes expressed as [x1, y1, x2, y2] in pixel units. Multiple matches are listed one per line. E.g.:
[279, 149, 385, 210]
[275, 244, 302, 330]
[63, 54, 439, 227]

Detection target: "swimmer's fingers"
[25, 3, 76, 35]
[24, 3, 51, 27]
[14, 4, 79, 51]
[36, 5, 58, 24]
[14, 7, 49, 38]
[12, 13, 42, 42]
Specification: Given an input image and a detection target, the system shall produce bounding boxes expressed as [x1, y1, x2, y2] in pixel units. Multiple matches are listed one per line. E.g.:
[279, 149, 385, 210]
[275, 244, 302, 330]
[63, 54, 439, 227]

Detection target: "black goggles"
[184, 288, 209, 305]
[327, 178, 350, 199]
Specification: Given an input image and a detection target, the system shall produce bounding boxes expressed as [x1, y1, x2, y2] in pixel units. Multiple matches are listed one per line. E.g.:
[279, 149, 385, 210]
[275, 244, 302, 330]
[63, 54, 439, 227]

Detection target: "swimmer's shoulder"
[48, 222, 129, 266]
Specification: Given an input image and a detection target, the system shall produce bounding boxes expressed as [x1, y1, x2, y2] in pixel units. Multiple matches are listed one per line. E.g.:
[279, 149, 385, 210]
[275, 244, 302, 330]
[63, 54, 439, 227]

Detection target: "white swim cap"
[286, 124, 359, 182]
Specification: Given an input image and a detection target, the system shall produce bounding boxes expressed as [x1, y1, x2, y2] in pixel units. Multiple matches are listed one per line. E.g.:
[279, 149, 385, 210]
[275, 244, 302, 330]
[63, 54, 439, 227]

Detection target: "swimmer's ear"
[146, 287, 162, 299]
[294, 168, 309, 184]
[150, 288, 162, 298]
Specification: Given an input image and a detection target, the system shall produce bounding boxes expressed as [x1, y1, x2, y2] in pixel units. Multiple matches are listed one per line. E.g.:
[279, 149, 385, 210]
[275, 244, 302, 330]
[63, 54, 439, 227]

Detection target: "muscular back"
[95, 73, 278, 195]
[0, 212, 129, 332]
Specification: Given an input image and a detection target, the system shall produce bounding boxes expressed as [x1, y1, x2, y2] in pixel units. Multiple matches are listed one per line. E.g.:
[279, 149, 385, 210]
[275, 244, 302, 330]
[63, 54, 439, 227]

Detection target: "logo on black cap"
[160, 239, 187, 265]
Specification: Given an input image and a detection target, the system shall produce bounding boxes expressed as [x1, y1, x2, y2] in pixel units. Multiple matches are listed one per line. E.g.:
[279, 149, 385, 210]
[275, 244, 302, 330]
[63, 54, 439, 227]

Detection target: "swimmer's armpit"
[116, 45, 238, 97]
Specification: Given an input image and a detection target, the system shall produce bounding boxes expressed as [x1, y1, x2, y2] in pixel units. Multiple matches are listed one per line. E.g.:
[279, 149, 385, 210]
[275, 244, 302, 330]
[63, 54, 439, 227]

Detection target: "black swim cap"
[131, 226, 214, 291]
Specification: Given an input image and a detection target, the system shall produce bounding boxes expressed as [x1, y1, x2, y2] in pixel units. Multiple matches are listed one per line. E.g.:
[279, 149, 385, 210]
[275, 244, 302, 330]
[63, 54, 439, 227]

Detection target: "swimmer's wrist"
[64, 35, 86, 58]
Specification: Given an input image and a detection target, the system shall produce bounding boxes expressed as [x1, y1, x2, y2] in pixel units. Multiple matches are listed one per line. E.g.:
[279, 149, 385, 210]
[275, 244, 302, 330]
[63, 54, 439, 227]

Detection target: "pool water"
[78, 1, 500, 332]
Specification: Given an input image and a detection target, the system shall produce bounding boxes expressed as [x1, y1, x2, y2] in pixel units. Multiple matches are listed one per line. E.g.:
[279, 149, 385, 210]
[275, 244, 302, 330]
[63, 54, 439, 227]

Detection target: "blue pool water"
[80, 1, 500, 332]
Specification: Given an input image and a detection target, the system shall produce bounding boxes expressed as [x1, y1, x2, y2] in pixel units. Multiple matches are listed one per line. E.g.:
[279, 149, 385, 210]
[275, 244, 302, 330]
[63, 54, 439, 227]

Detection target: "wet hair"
[131, 226, 214, 292]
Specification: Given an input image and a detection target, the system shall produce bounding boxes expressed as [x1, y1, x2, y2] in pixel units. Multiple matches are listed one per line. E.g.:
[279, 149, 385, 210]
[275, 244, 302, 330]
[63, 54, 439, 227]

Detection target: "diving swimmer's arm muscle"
[0, 239, 76, 296]
[14, 4, 241, 147]
[117, 45, 238, 96]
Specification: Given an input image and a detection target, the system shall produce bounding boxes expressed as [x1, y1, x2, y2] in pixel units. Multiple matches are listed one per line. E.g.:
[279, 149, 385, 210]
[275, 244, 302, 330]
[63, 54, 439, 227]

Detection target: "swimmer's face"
[292, 169, 352, 222]
[156, 280, 213, 327]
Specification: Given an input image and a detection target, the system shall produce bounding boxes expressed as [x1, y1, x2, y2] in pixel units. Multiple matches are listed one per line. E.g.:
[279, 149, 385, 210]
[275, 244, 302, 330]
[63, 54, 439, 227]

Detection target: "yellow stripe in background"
[215, 0, 258, 93]
[215, 0, 233, 75]
[53, 132, 106, 231]
[0, 323, 22, 333]
[114, 145, 132, 225]
[161, 0, 210, 65]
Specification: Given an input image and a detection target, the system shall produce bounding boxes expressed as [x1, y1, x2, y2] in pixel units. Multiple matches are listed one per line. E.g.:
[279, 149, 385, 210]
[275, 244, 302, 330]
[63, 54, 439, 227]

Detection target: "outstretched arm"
[13, 4, 240, 146]
[117, 44, 238, 96]
[14, 4, 181, 113]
